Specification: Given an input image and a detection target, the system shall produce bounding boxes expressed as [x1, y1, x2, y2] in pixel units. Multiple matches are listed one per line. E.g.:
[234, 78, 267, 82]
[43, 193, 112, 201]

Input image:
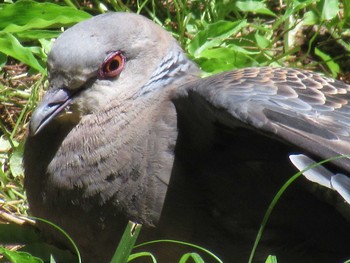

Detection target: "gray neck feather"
[136, 43, 200, 97]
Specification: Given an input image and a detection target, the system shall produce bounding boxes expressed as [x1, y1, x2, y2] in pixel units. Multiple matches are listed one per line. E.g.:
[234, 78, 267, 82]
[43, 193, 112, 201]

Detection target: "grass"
[1, 0, 350, 262]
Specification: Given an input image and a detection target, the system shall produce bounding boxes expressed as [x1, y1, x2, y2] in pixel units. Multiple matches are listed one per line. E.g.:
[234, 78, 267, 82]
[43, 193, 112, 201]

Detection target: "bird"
[23, 12, 350, 263]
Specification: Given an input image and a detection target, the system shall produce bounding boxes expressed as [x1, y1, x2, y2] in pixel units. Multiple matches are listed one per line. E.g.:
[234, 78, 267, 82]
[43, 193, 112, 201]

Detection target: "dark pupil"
[107, 59, 119, 71]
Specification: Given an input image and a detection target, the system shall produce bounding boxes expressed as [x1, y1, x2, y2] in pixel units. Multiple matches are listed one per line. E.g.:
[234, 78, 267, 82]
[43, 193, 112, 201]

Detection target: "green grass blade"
[127, 252, 156, 262]
[265, 255, 278, 263]
[110, 221, 142, 263]
[248, 154, 350, 263]
[134, 239, 223, 263]
[29, 216, 81, 263]
[179, 252, 205, 263]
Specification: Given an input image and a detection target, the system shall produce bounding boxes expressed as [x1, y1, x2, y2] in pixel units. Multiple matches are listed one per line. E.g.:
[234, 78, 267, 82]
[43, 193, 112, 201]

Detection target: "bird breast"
[24, 89, 178, 225]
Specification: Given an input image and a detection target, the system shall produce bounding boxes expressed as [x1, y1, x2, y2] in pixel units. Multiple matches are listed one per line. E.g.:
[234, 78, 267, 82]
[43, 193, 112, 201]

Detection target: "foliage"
[0, 247, 43, 263]
[1, 0, 350, 76]
[0, 1, 91, 73]
[110, 222, 141, 263]
[1, 0, 350, 262]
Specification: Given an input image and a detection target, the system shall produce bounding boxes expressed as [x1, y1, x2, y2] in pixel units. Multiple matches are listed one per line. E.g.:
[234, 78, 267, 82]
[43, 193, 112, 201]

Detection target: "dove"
[24, 12, 350, 263]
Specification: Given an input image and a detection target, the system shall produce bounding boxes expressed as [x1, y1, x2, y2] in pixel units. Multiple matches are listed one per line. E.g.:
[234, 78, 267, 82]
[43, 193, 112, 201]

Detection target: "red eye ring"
[98, 51, 125, 79]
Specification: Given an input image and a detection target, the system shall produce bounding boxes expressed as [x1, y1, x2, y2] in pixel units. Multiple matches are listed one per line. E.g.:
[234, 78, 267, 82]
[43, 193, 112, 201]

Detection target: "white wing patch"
[289, 154, 350, 204]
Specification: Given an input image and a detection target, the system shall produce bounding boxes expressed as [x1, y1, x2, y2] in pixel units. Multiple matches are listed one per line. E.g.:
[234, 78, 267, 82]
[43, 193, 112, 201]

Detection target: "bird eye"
[98, 51, 125, 79]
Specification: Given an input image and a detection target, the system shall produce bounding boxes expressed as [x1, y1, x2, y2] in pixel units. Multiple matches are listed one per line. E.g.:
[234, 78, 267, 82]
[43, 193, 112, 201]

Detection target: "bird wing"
[172, 67, 350, 200]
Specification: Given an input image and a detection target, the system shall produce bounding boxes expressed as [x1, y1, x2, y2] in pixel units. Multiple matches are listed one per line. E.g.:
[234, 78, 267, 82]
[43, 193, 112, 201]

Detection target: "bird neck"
[135, 42, 200, 97]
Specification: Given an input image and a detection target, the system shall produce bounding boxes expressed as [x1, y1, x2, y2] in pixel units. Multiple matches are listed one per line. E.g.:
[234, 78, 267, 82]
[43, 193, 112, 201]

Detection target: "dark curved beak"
[29, 88, 72, 136]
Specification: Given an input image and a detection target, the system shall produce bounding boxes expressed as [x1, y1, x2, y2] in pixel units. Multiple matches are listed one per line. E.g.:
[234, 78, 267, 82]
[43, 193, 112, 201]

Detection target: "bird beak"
[29, 88, 73, 136]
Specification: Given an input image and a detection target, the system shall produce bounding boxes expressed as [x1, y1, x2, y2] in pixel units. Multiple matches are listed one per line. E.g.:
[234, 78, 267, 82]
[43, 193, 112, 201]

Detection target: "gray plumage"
[24, 12, 350, 263]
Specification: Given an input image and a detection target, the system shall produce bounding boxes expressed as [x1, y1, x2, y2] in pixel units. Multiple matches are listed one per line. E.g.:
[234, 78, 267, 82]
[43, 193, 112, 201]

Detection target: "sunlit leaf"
[9, 141, 24, 178]
[188, 20, 248, 57]
[110, 221, 142, 263]
[0, 1, 91, 33]
[314, 47, 340, 77]
[0, 32, 45, 73]
[179, 252, 205, 263]
[236, 0, 276, 16]
[0, 247, 43, 263]
[265, 255, 278, 263]
[317, 0, 339, 21]
[302, 10, 319, 26]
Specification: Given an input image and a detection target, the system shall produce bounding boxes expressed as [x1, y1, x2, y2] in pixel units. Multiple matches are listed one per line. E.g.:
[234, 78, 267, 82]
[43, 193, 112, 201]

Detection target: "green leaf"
[265, 255, 278, 263]
[0, 223, 76, 263]
[9, 141, 24, 178]
[179, 252, 205, 263]
[254, 33, 270, 49]
[248, 155, 350, 263]
[227, 43, 260, 55]
[128, 252, 156, 262]
[196, 57, 242, 74]
[0, 0, 91, 33]
[38, 38, 54, 57]
[317, 0, 339, 21]
[236, 0, 276, 17]
[0, 32, 45, 73]
[134, 240, 223, 263]
[188, 20, 248, 58]
[110, 221, 142, 263]
[15, 30, 61, 41]
[194, 45, 258, 74]
[302, 10, 319, 26]
[314, 47, 340, 77]
[0, 247, 43, 263]
[50, 255, 57, 263]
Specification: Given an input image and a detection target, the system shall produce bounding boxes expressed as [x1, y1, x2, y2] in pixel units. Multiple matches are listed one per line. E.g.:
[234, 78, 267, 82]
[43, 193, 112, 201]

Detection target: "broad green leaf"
[0, 247, 43, 263]
[254, 33, 270, 49]
[9, 141, 24, 178]
[15, 30, 61, 41]
[227, 44, 260, 55]
[196, 55, 251, 74]
[302, 10, 319, 26]
[188, 20, 248, 58]
[200, 45, 257, 58]
[0, 0, 91, 32]
[236, 1, 276, 17]
[317, 0, 339, 21]
[0, 32, 45, 73]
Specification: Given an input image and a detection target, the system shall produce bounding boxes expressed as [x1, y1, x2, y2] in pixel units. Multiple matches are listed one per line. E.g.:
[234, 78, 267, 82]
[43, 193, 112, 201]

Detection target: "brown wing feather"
[173, 67, 350, 172]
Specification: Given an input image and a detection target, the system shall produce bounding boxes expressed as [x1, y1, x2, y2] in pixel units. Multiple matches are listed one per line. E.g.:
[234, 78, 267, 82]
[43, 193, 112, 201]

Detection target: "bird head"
[29, 12, 199, 135]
